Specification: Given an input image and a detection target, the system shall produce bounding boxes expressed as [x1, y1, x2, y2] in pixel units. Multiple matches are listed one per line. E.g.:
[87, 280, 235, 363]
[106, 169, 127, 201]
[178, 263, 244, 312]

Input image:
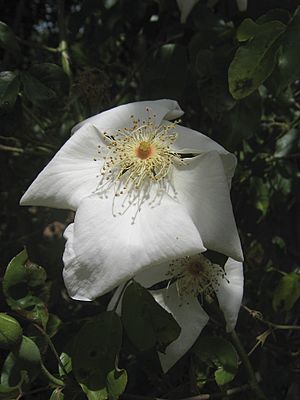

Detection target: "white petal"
[172, 124, 230, 155]
[215, 258, 244, 332]
[72, 99, 184, 134]
[20, 124, 107, 210]
[152, 285, 209, 372]
[135, 261, 171, 288]
[173, 151, 243, 261]
[176, 0, 200, 23]
[107, 284, 125, 314]
[63, 193, 205, 301]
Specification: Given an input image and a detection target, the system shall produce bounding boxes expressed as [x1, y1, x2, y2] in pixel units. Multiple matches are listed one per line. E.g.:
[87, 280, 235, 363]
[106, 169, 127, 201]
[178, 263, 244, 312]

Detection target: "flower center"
[98, 110, 183, 194]
[136, 141, 153, 160]
[166, 253, 226, 300]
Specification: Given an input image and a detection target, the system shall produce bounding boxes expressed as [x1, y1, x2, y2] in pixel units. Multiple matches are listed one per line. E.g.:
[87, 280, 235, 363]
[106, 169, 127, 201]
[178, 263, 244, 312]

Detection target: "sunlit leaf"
[106, 369, 127, 400]
[193, 337, 238, 386]
[0, 313, 22, 350]
[229, 21, 285, 99]
[273, 272, 300, 311]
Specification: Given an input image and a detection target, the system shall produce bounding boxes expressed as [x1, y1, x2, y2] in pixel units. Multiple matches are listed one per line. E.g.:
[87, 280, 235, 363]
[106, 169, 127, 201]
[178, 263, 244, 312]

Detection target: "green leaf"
[0, 384, 20, 399]
[193, 337, 238, 386]
[122, 282, 181, 352]
[29, 63, 69, 94]
[50, 388, 64, 400]
[273, 272, 300, 311]
[2, 249, 49, 327]
[0, 21, 21, 59]
[21, 72, 57, 108]
[229, 21, 286, 99]
[141, 44, 187, 99]
[72, 311, 122, 400]
[236, 18, 259, 42]
[1, 336, 41, 387]
[0, 71, 20, 112]
[0, 313, 22, 350]
[278, 7, 300, 88]
[59, 352, 72, 377]
[106, 369, 127, 400]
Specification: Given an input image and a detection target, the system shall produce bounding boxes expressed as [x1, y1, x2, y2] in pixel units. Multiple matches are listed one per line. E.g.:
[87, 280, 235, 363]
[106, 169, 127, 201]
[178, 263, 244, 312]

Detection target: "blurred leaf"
[275, 128, 300, 158]
[122, 282, 181, 352]
[236, 18, 259, 42]
[0, 313, 22, 350]
[29, 63, 69, 95]
[256, 9, 291, 25]
[0, 71, 20, 113]
[59, 352, 72, 377]
[50, 388, 64, 400]
[21, 72, 57, 108]
[0, 382, 20, 400]
[141, 44, 187, 99]
[193, 337, 238, 386]
[229, 21, 285, 99]
[46, 314, 62, 338]
[72, 311, 122, 400]
[273, 272, 300, 311]
[106, 369, 127, 400]
[1, 336, 41, 387]
[2, 249, 49, 327]
[0, 21, 21, 59]
[278, 7, 300, 89]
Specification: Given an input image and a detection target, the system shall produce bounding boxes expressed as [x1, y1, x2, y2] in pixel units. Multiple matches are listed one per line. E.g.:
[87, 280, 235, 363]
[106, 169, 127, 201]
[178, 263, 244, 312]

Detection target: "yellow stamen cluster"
[166, 253, 227, 301]
[99, 110, 182, 193]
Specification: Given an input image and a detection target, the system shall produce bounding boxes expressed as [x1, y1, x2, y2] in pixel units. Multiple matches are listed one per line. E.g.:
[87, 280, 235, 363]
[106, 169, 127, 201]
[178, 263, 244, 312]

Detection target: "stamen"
[166, 253, 227, 302]
[97, 109, 183, 194]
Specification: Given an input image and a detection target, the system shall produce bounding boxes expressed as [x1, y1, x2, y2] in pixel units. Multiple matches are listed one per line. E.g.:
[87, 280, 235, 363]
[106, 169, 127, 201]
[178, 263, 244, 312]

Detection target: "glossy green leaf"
[59, 352, 72, 377]
[229, 20, 285, 99]
[1, 336, 41, 387]
[273, 272, 300, 311]
[106, 369, 127, 400]
[236, 18, 260, 42]
[29, 63, 69, 94]
[21, 72, 57, 108]
[50, 388, 64, 400]
[122, 282, 181, 352]
[193, 337, 238, 386]
[278, 7, 300, 88]
[0, 21, 20, 58]
[72, 311, 122, 400]
[0, 71, 20, 112]
[0, 313, 22, 350]
[2, 249, 49, 326]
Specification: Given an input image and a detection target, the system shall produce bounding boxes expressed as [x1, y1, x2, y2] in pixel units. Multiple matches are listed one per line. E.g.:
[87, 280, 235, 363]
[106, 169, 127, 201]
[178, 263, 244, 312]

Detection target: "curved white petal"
[173, 151, 243, 261]
[63, 193, 205, 301]
[107, 284, 125, 314]
[172, 124, 229, 155]
[171, 124, 237, 187]
[215, 258, 244, 332]
[72, 99, 184, 134]
[20, 124, 107, 210]
[152, 285, 209, 372]
[135, 261, 171, 288]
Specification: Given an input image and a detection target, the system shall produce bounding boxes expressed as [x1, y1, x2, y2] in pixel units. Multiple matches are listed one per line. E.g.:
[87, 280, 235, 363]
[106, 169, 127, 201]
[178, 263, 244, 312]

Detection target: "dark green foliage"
[1, 1, 300, 399]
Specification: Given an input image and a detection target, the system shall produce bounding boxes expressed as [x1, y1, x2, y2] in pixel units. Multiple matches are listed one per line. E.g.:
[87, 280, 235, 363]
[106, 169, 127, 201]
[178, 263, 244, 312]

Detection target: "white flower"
[20, 99, 243, 300]
[109, 254, 244, 372]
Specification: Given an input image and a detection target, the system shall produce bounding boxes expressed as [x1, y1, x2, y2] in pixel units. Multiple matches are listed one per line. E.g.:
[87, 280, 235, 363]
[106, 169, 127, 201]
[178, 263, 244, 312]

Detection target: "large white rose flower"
[20, 99, 243, 300]
[109, 254, 244, 372]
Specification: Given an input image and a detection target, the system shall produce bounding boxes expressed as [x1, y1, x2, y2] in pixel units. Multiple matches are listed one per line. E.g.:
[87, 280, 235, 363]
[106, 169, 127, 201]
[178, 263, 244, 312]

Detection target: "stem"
[113, 280, 133, 311]
[230, 330, 267, 400]
[17, 37, 59, 53]
[40, 362, 64, 387]
[34, 323, 69, 377]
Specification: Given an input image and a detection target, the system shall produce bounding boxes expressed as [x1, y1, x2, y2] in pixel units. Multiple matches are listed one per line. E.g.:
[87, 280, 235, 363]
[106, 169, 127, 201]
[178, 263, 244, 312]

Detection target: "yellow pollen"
[136, 141, 153, 159]
[98, 110, 183, 193]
